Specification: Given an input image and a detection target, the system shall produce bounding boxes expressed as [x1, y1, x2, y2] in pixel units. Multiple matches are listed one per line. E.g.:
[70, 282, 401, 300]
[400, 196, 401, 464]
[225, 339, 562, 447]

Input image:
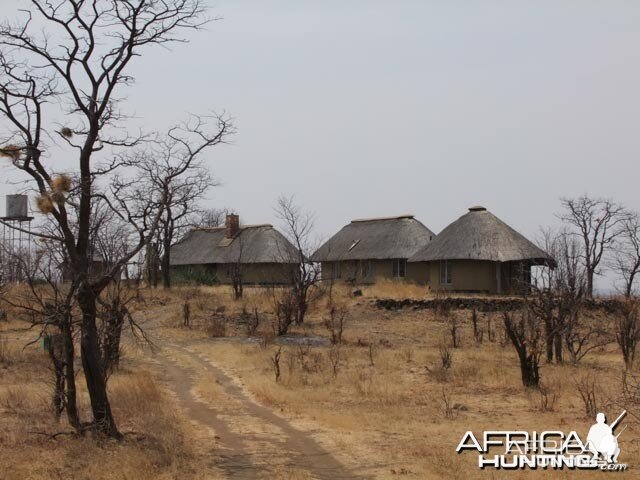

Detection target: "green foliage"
[171, 267, 219, 286]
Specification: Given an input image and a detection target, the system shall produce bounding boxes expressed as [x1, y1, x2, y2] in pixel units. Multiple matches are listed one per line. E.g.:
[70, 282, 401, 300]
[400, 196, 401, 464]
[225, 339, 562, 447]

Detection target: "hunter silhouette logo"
[456, 410, 628, 471]
[586, 411, 626, 463]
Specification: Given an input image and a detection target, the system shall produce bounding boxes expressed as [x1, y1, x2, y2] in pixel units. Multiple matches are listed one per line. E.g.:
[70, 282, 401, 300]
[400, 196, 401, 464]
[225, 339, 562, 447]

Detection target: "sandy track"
[153, 341, 360, 480]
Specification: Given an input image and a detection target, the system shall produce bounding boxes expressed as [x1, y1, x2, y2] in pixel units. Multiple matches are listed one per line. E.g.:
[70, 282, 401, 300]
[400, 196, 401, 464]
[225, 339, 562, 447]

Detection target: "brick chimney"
[225, 214, 240, 238]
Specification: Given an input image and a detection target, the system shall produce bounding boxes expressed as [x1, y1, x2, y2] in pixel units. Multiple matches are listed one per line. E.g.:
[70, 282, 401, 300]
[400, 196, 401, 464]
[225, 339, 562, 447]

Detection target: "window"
[440, 260, 452, 285]
[392, 259, 406, 278]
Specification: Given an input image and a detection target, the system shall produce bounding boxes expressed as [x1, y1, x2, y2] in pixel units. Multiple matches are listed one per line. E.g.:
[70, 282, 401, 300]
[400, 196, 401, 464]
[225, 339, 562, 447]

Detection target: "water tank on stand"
[6, 194, 28, 219]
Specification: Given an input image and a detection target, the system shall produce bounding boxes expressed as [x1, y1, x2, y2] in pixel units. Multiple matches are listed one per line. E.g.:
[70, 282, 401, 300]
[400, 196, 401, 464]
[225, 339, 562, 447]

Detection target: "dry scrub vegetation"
[0, 308, 217, 480]
[152, 284, 640, 479]
[2, 282, 640, 479]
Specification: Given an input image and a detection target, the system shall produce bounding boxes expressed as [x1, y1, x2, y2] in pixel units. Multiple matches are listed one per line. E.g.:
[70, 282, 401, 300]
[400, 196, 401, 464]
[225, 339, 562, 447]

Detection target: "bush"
[575, 374, 599, 417]
[206, 317, 226, 337]
[271, 289, 297, 336]
[171, 267, 219, 286]
[323, 305, 347, 345]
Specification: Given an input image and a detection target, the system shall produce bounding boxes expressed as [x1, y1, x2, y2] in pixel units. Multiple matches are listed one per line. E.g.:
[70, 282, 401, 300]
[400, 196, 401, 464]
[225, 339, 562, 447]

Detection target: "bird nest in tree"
[0, 145, 22, 160]
[51, 175, 72, 193]
[36, 195, 54, 214]
[50, 190, 66, 205]
[60, 127, 73, 138]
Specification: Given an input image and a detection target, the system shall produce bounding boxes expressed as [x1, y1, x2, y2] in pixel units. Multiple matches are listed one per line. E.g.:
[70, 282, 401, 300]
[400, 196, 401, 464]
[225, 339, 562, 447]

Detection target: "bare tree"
[621, 371, 640, 423]
[527, 229, 585, 364]
[0, 244, 80, 429]
[196, 207, 232, 228]
[434, 297, 460, 348]
[471, 309, 483, 344]
[98, 281, 133, 378]
[503, 309, 543, 388]
[564, 310, 611, 365]
[323, 304, 347, 345]
[271, 346, 282, 383]
[269, 286, 297, 336]
[559, 196, 628, 297]
[229, 232, 244, 299]
[0, 1, 230, 437]
[89, 198, 132, 268]
[275, 196, 321, 325]
[615, 298, 640, 370]
[612, 212, 640, 297]
[134, 138, 218, 289]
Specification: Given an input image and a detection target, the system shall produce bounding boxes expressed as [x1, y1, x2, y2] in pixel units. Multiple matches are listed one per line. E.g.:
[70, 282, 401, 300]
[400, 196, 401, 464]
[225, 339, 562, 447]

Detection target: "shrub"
[172, 267, 219, 286]
[575, 374, 599, 417]
[440, 387, 459, 419]
[206, 316, 226, 337]
[537, 381, 560, 412]
[271, 289, 297, 336]
[323, 305, 347, 345]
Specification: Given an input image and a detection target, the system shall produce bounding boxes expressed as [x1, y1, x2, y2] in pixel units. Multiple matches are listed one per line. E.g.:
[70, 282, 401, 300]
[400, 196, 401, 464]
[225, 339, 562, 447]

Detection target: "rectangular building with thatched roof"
[409, 206, 555, 294]
[311, 215, 435, 284]
[170, 214, 300, 285]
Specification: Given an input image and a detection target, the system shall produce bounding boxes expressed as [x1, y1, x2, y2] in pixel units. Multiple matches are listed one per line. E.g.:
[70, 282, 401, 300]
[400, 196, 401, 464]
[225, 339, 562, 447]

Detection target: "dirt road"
[150, 340, 360, 480]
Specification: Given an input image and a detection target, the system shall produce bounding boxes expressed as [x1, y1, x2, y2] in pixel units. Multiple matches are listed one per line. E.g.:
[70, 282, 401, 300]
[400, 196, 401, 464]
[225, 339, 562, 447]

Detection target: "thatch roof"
[408, 207, 554, 265]
[311, 215, 435, 262]
[170, 225, 300, 266]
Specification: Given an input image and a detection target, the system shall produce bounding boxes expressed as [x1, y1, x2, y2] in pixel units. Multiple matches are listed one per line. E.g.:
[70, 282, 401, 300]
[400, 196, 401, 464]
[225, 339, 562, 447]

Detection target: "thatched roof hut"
[171, 225, 299, 266]
[409, 207, 554, 294]
[409, 207, 553, 265]
[312, 215, 434, 262]
[311, 215, 435, 283]
[169, 215, 300, 285]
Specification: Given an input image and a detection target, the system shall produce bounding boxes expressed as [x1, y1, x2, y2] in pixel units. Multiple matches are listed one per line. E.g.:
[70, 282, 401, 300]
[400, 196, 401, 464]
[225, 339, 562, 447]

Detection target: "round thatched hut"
[311, 215, 435, 283]
[409, 206, 554, 294]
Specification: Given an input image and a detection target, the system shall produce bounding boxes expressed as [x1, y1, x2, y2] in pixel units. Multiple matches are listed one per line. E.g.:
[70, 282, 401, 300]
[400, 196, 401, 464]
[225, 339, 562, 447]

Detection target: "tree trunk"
[232, 267, 243, 299]
[48, 338, 65, 421]
[146, 244, 159, 288]
[233, 279, 243, 299]
[520, 353, 540, 387]
[183, 301, 190, 328]
[544, 318, 554, 363]
[102, 303, 125, 377]
[162, 223, 172, 289]
[554, 332, 563, 364]
[62, 315, 80, 430]
[626, 270, 636, 298]
[161, 252, 171, 288]
[77, 284, 121, 438]
[296, 300, 307, 325]
[586, 269, 594, 298]
[295, 285, 308, 325]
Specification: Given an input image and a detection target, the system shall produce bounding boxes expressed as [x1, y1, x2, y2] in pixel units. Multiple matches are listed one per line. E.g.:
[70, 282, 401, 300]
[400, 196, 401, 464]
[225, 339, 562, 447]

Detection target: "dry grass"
[0, 311, 216, 480]
[0, 336, 22, 366]
[2, 284, 639, 479]
[148, 281, 432, 326]
[173, 286, 640, 479]
[356, 279, 431, 299]
[0, 371, 205, 479]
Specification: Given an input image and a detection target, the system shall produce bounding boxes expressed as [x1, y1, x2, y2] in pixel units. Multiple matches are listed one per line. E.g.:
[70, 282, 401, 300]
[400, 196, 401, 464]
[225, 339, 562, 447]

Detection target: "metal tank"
[5, 194, 28, 218]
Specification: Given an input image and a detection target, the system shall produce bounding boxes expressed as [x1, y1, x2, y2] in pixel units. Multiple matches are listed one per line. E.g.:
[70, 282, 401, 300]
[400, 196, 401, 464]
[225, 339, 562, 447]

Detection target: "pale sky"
[2, 1, 640, 291]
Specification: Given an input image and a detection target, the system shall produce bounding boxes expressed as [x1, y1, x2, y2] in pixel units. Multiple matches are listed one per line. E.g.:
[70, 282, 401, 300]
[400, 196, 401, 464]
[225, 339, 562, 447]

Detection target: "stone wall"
[374, 297, 624, 313]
